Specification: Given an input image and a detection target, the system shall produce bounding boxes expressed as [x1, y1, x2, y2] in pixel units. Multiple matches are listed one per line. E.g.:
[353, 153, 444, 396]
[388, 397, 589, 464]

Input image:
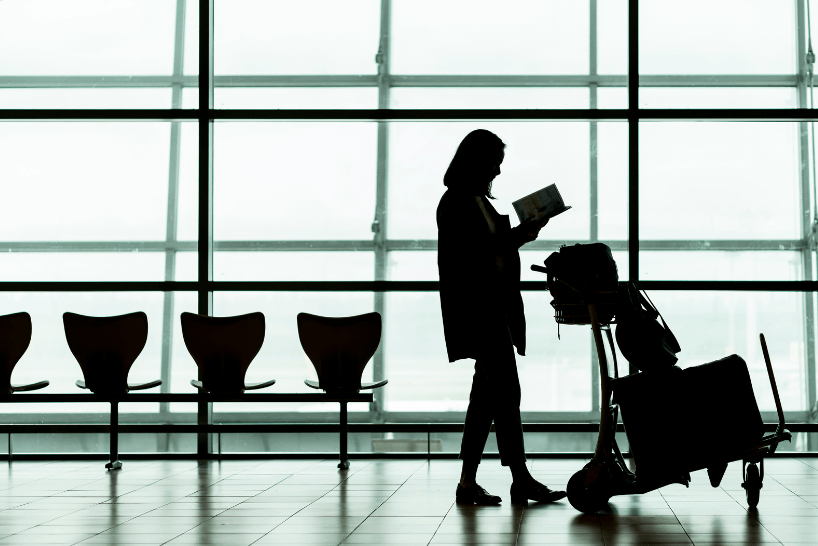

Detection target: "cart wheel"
[743, 463, 761, 508]
[567, 466, 611, 514]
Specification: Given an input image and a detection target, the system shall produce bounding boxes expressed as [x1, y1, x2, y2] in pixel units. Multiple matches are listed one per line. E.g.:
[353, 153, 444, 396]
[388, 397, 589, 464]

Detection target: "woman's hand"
[518, 216, 549, 243]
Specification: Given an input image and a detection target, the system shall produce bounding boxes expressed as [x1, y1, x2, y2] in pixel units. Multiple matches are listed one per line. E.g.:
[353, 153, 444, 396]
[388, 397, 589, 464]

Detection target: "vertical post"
[627, 0, 639, 283]
[589, 0, 601, 417]
[7, 433, 11, 462]
[339, 401, 349, 469]
[160, 0, 188, 427]
[796, 0, 818, 449]
[106, 402, 122, 470]
[371, 0, 392, 422]
[197, 0, 215, 458]
[627, 0, 640, 377]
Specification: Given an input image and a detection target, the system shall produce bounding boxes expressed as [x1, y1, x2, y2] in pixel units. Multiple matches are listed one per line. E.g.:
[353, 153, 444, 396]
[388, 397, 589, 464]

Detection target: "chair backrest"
[0, 312, 33, 395]
[63, 312, 148, 395]
[180, 312, 266, 395]
[297, 312, 381, 392]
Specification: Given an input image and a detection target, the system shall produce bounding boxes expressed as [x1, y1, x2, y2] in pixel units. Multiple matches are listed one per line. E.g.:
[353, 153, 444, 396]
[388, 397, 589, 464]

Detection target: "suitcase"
[611, 355, 764, 481]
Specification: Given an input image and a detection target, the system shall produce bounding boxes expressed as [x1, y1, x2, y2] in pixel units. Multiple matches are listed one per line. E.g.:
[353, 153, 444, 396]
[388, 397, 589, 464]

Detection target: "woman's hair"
[443, 129, 505, 198]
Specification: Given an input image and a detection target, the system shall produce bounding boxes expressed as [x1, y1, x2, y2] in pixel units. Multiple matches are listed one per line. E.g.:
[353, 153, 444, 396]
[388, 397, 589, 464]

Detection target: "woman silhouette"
[437, 129, 566, 505]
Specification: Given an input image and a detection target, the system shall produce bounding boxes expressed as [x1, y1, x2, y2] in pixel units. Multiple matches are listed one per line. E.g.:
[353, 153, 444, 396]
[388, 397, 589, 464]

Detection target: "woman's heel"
[509, 482, 529, 504]
[510, 480, 567, 504]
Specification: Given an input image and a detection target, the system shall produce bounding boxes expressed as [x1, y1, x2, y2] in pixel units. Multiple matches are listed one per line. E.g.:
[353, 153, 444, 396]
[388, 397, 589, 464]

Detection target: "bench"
[0, 392, 372, 470]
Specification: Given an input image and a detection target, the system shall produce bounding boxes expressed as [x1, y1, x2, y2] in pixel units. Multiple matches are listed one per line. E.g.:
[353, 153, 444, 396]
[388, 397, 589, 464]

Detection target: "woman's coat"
[437, 188, 527, 362]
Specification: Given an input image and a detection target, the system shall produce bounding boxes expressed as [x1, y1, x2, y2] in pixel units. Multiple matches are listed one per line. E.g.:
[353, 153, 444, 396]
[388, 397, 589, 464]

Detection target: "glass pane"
[383, 292, 591, 412]
[640, 123, 801, 239]
[0, 123, 177, 242]
[597, 87, 627, 109]
[168, 290, 200, 401]
[0, 292, 165, 414]
[640, 251, 804, 281]
[520, 291, 591, 411]
[0, 89, 172, 109]
[0, 0, 176, 76]
[183, 0, 199, 76]
[639, 88, 798, 109]
[215, 88, 378, 109]
[386, 250, 625, 282]
[213, 251, 374, 281]
[391, 88, 589, 109]
[384, 293, 471, 412]
[388, 122, 590, 240]
[597, 0, 627, 75]
[214, 122, 377, 240]
[387, 251, 437, 281]
[640, 0, 796, 75]
[212, 292, 374, 414]
[214, 0, 380, 75]
[391, 0, 589, 75]
[644, 291, 807, 412]
[175, 252, 199, 282]
[598, 122, 628, 240]
[0, 253, 165, 282]
[177, 123, 200, 242]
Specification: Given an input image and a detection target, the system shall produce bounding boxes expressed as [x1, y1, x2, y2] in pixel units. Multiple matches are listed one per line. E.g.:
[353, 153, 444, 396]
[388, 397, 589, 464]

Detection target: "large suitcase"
[611, 355, 764, 480]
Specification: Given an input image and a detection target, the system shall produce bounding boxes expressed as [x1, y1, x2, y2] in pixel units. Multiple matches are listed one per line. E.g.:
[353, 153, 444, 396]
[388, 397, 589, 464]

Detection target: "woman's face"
[486, 156, 502, 183]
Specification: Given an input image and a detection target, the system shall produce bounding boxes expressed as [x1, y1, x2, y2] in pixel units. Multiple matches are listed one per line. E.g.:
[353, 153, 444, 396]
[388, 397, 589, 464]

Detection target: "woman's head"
[443, 129, 505, 198]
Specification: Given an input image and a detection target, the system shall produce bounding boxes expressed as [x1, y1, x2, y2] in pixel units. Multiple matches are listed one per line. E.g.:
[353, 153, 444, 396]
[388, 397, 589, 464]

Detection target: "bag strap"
[636, 282, 681, 353]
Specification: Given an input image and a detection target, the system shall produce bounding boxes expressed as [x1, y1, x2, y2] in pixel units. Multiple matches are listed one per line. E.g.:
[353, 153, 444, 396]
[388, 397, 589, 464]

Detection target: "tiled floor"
[0, 458, 816, 545]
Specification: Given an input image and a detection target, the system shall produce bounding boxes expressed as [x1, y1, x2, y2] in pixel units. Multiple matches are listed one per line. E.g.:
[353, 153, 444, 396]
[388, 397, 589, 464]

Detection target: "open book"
[512, 184, 572, 223]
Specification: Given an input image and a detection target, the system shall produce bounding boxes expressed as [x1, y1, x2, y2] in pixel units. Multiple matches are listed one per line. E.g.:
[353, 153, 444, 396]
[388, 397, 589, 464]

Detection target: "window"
[2, 0, 815, 454]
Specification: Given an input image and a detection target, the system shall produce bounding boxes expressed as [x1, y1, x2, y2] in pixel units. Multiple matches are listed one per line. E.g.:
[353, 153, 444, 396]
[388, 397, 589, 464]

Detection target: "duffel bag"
[615, 282, 680, 372]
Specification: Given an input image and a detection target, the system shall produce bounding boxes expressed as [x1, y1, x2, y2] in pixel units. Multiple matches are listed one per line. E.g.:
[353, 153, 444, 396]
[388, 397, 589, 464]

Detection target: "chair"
[181, 312, 274, 396]
[297, 311, 388, 468]
[0, 312, 49, 395]
[63, 312, 161, 395]
[63, 311, 161, 471]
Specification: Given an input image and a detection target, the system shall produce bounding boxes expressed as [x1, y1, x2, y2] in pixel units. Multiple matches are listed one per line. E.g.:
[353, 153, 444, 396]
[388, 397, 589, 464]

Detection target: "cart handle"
[760, 333, 786, 436]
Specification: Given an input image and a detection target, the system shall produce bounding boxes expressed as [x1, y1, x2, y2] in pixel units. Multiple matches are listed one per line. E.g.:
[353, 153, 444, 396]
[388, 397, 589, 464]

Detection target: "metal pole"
[106, 402, 122, 470]
[159, 0, 187, 426]
[197, 0, 215, 458]
[589, 0, 601, 414]
[339, 401, 349, 469]
[627, 0, 640, 376]
[628, 0, 639, 283]
[797, 0, 818, 449]
[371, 0, 392, 422]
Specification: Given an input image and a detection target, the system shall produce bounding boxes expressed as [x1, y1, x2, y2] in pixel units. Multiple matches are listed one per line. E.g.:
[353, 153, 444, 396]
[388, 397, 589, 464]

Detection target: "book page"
[512, 183, 569, 223]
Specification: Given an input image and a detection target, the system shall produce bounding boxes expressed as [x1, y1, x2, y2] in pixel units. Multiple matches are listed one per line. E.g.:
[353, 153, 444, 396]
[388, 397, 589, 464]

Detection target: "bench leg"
[106, 401, 122, 471]
[338, 401, 349, 470]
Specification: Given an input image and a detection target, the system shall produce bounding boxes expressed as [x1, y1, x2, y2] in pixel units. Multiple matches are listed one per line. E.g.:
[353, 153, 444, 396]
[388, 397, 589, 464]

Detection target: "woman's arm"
[438, 193, 548, 258]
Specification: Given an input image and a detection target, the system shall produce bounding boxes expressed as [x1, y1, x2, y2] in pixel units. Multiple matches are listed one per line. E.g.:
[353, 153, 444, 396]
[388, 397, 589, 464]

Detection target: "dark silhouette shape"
[297, 312, 387, 393]
[63, 311, 161, 471]
[438, 130, 563, 504]
[63, 311, 161, 395]
[180, 311, 274, 395]
[297, 311, 387, 469]
[0, 312, 49, 394]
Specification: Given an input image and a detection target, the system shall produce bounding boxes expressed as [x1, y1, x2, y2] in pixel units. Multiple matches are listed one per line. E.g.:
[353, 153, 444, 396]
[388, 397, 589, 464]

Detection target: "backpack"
[615, 282, 681, 372]
[543, 243, 619, 324]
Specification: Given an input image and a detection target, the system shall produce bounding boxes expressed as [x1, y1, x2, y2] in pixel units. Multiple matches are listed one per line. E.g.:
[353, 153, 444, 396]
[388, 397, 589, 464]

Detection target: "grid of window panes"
[1, 0, 816, 453]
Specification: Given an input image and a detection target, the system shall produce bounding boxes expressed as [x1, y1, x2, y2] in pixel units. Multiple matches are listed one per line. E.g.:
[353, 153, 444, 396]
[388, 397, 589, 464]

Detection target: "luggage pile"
[533, 243, 792, 512]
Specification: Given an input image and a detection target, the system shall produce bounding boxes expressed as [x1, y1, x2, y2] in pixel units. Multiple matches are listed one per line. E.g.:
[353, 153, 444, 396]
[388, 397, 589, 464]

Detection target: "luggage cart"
[531, 266, 792, 513]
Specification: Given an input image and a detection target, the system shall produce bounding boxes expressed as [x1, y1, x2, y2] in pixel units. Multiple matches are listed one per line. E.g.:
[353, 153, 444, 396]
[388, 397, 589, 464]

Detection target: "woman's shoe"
[455, 483, 502, 505]
[510, 480, 567, 504]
